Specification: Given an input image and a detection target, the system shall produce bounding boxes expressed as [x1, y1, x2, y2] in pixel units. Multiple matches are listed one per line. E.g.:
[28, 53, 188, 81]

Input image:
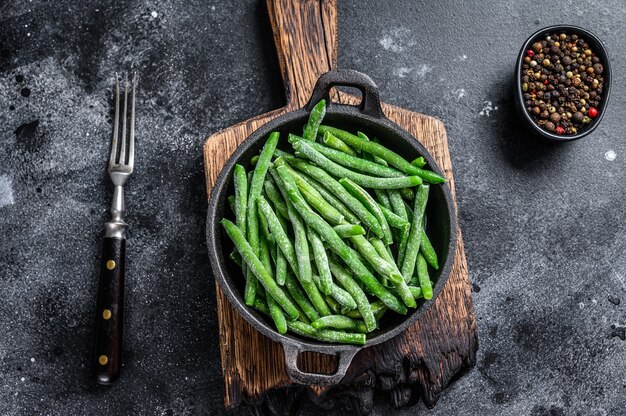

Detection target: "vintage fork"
[93, 73, 136, 385]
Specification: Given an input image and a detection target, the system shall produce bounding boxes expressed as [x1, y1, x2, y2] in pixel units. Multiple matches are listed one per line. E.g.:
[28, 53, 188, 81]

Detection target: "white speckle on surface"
[605, 150, 616, 161]
[211, 5, 215, 11]
[27, 32, 31, 37]
[379, 36, 399, 51]
[151, 11, 158, 18]
[20, 377, 25, 382]
[578, 302, 585, 309]
[415, 64, 432, 78]
[378, 28, 413, 53]
[478, 101, 498, 116]
[393, 67, 411, 78]
[452, 88, 466, 101]
[0, 175, 14, 208]
[30, 357, 35, 362]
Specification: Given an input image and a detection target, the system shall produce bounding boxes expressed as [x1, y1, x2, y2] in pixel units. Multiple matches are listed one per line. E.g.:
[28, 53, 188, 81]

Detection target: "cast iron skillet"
[207, 69, 457, 385]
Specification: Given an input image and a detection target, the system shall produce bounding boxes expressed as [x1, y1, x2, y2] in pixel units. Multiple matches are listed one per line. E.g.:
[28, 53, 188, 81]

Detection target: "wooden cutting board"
[203, 0, 477, 413]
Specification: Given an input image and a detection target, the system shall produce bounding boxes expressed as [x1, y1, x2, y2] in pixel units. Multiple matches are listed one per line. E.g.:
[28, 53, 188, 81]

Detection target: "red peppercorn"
[527, 50, 535, 57]
[587, 107, 599, 118]
[555, 126, 565, 135]
[543, 79, 549, 85]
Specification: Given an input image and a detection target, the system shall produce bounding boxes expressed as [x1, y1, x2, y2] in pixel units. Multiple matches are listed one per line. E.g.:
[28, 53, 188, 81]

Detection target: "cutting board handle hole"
[330, 86, 363, 107]
[296, 351, 339, 375]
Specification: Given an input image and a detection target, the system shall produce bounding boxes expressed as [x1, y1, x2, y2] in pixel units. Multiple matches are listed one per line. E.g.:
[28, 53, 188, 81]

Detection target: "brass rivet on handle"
[106, 260, 116, 270]
[98, 355, 108, 365]
[102, 309, 112, 320]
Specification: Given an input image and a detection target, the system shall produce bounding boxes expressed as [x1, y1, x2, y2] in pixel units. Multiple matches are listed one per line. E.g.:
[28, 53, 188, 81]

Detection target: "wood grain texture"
[202, 0, 477, 413]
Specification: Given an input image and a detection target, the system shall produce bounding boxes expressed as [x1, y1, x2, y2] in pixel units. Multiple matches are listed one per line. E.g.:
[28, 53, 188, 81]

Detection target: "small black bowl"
[515, 25, 611, 142]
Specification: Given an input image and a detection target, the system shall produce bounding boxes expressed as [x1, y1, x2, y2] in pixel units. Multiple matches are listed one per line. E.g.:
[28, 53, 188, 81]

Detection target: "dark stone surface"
[1, 0, 625, 414]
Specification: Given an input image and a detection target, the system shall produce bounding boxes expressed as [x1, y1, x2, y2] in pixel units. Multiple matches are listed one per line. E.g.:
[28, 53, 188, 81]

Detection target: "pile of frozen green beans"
[221, 100, 445, 345]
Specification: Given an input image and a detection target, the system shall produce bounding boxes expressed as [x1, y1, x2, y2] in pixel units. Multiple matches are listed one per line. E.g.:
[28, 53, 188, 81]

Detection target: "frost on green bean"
[401, 184, 430, 282]
[260, 233, 288, 334]
[333, 224, 365, 238]
[303, 99, 326, 142]
[221, 219, 298, 319]
[275, 164, 407, 318]
[263, 179, 289, 219]
[339, 178, 393, 245]
[233, 164, 248, 236]
[311, 315, 368, 333]
[318, 125, 446, 184]
[322, 130, 357, 156]
[416, 254, 434, 300]
[283, 156, 383, 237]
[287, 321, 366, 345]
[308, 229, 332, 295]
[290, 134, 405, 178]
[299, 172, 360, 224]
[292, 139, 423, 189]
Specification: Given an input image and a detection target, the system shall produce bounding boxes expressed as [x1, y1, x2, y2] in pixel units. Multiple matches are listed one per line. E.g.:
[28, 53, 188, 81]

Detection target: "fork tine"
[109, 74, 120, 166]
[119, 72, 129, 164]
[128, 72, 136, 168]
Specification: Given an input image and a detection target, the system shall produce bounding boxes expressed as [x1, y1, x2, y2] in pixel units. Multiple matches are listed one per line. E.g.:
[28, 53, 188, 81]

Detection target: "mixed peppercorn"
[521, 32, 605, 135]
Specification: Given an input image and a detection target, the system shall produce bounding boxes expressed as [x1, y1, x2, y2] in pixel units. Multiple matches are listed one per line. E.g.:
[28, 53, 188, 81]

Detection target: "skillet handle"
[282, 343, 358, 385]
[306, 69, 385, 118]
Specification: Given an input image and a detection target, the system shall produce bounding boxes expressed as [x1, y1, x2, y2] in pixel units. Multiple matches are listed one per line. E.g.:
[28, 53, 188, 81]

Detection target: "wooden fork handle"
[93, 236, 125, 384]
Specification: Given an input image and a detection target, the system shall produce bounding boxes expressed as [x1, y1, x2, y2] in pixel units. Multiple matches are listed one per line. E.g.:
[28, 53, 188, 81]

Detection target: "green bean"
[221, 219, 298, 319]
[275, 165, 406, 318]
[287, 321, 366, 345]
[409, 275, 419, 286]
[245, 132, 280, 304]
[300, 172, 360, 224]
[322, 130, 357, 156]
[401, 185, 430, 281]
[269, 169, 332, 317]
[283, 156, 383, 237]
[312, 315, 368, 333]
[416, 254, 433, 299]
[234, 164, 248, 234]
[327, 258, 376, 330]
[401, 184, 430, 282]
[339, 178, 393, 245]
[358, 132, 388, 166]
[379, 205, 410, 230]
[333, 224, 365, 238]
[284, 273, 320, 322]
[324, 294, 341, 314]
[257, 207, 273, 243]
[411, 156, 426, 168]
[281, 162, 344, 225]
[420, 228, 439, 270]
[257, 196, 299, 278]
[308, 229, 332, 295]
[263, 180, 289, 219]
[253, 297, 269, 315]
[369, 238, 416, 308]
[318, 125, 446, 184]
[291, 139, 423, 189]
[260, 234, 288, 333]
[227, 195, 236, 214]
[229, 250, 242, 267]
[250, 155, 259, 166]
[375, 189, 391, 209]
[408, 286, 423, 299]
[400, 188, 415, 201]
[311, 274, 357, 311]
[349, 235, 403, 284]
[345, 300, 386, 319]
[303, 99, 326, 141]
[388, 189, 409, 265]
[275, 248, 287, 286]
[290, 134, 406, 178]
